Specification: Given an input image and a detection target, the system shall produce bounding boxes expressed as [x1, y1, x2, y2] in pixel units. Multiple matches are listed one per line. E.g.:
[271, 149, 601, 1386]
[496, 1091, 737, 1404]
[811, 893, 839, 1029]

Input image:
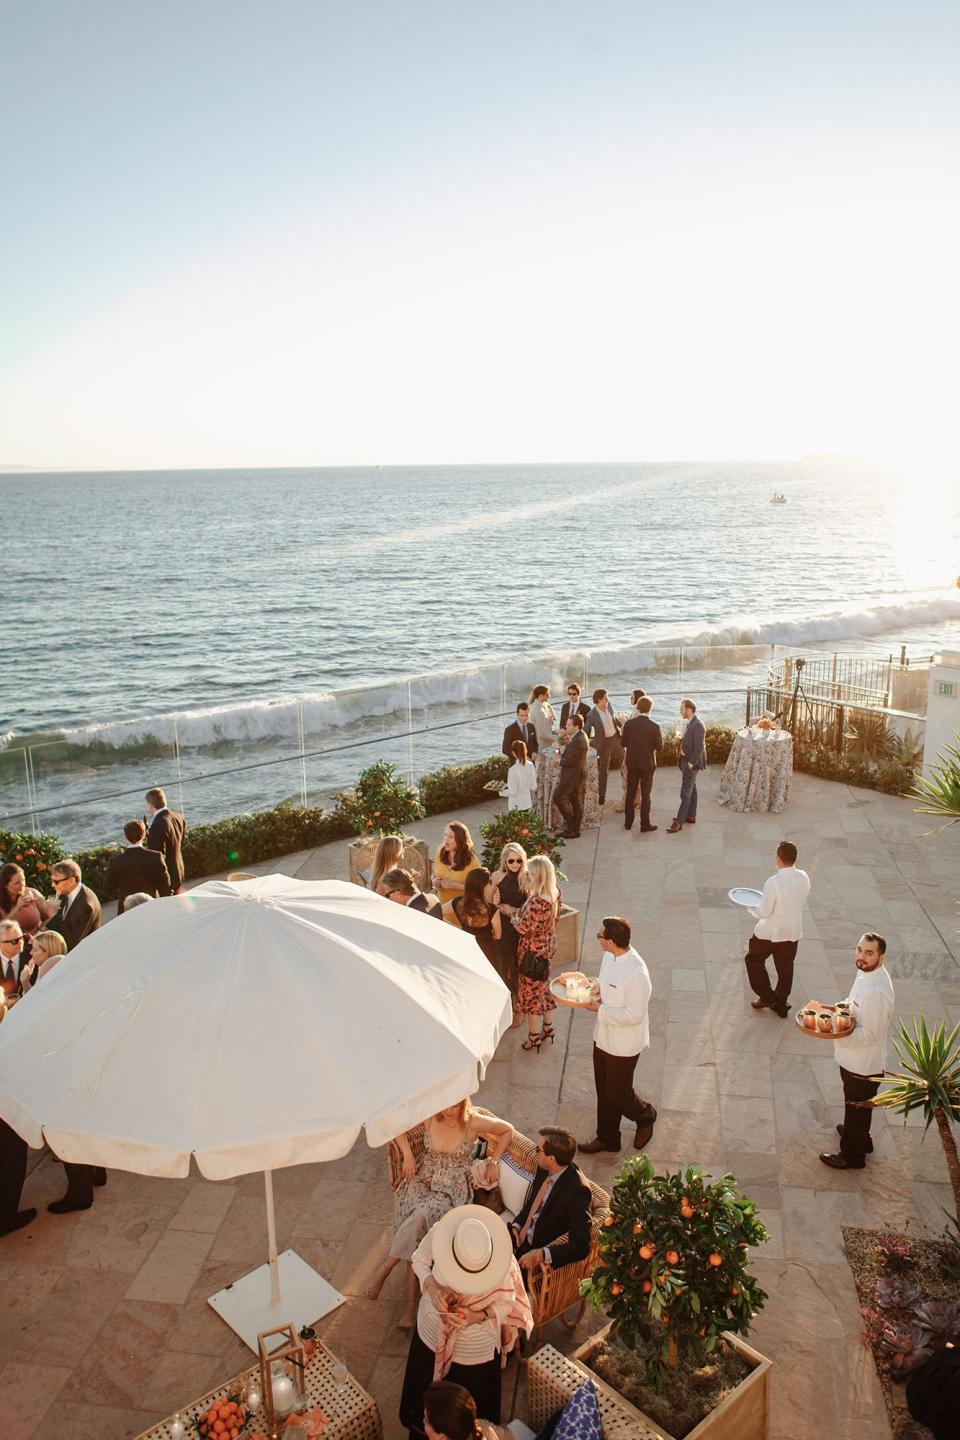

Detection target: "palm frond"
[911, 735, 960, 821]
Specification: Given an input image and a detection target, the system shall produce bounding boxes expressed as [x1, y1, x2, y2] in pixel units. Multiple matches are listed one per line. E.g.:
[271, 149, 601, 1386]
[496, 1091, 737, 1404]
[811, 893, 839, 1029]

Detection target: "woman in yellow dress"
[433, 823, 482, 906]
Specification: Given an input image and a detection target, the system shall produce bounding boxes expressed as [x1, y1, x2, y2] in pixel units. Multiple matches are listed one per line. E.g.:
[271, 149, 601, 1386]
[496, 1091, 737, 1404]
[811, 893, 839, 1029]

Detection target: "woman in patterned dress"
[366, 1100, 513, 1330]
[512, 855, 561, 1053]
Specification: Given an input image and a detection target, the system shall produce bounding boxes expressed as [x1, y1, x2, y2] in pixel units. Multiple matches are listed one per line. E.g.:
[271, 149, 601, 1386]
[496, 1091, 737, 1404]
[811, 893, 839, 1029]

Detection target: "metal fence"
[745, 683, 926, 762]
[1, 643, 934, 851]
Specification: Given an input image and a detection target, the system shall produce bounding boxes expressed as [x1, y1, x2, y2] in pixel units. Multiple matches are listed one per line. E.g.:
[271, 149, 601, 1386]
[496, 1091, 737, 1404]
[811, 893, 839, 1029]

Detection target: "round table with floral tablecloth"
[718, 727, 793, 813]
[535, 744, 601, 830]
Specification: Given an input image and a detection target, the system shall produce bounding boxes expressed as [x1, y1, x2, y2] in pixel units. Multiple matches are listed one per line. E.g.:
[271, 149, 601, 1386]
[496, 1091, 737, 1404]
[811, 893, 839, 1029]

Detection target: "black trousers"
[554, 779, 584, 834]
[592, 737, 618, 804]
[0, 1117, 28, 1228]
[624, 767, 654, 829]
[839, 1067, 880, 1162]
[744, 935, 798, 1008]
[593, 1044, 656, 1148]
[61, 1162, 95, 1205]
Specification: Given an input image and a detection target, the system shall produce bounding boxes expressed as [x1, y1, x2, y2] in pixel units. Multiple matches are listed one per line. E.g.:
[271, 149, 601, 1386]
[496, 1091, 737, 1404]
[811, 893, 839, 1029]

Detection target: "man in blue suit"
[667, 699, 707, 832]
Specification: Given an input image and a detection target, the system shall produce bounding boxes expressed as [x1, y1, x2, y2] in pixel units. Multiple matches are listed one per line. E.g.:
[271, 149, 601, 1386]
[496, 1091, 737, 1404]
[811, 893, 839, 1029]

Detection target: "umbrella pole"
[264, 1169, 281, 1304]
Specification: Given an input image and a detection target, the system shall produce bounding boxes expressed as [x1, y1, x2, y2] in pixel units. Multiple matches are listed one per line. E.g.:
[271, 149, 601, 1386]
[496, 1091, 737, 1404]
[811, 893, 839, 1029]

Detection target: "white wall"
[923, 652, 960, 781]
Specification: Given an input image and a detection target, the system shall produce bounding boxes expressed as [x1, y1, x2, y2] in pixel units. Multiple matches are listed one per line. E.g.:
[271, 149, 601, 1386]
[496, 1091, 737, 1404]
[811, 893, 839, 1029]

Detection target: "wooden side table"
[135, 1342, 383, 1440]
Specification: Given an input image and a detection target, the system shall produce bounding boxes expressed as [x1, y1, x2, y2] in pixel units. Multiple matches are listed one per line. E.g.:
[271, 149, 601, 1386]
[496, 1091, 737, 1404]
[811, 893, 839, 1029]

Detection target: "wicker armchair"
[385, 1107, 609, 1344]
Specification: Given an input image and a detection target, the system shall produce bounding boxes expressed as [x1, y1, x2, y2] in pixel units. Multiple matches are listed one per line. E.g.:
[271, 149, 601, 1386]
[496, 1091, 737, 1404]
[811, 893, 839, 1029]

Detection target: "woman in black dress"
[489, 844, 527, 1019]
[451, 869, 502, 970]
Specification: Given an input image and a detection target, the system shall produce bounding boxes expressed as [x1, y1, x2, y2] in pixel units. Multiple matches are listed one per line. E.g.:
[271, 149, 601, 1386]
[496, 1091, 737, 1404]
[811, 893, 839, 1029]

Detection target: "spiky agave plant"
[872, 1018, 960, 1215]
[911, 735, 960, 822]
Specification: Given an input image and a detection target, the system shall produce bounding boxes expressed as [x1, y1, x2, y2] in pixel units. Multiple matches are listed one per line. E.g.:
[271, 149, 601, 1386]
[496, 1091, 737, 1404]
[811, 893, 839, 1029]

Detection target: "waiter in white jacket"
[577, 916, 657, 1156]
[746, 841, 811, 1017]
[819, 931, 895, 1171]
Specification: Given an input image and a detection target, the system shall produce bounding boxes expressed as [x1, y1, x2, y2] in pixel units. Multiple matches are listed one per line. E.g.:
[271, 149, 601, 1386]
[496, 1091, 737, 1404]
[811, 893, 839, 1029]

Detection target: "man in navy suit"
[502, 702, 539, 761]
[560, 683, 591, 731]
[509, 1127, 592, 1273]
[667, 699, 707, 832]
[620, 696, 662, 832]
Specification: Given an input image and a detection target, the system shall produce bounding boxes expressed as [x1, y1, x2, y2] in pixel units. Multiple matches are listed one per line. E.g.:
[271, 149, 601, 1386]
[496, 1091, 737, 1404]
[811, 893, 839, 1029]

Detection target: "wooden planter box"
[554, 905, 579, 968]
[347, 835, 431, 890]
[527, 1324, 770, 1440]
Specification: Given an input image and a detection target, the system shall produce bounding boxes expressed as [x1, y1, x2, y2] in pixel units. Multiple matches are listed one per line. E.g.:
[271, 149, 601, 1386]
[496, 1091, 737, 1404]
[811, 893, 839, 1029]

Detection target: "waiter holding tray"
[576, 916, 657, 1156]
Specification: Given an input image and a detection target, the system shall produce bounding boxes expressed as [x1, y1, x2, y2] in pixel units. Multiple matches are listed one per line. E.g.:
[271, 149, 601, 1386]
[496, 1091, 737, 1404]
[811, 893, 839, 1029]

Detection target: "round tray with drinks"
[550, 971, 600, 1007]
[795, 1001, 856, 1038]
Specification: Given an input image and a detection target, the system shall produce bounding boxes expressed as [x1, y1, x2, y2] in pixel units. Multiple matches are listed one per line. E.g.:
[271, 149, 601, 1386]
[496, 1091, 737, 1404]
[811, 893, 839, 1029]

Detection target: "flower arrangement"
[478, 808, 564, 871]
[334, 760, 425, 838]
[582, 1157, 768, 1387]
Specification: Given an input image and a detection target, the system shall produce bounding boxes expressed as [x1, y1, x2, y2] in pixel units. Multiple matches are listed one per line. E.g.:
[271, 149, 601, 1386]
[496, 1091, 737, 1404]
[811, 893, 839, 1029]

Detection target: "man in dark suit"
[501, 702, 539, 761]
[510, 1127, 593, 1274]
[379, 867, 443, 919]
[584, 688, 623, 807]
[667, 699, 707, 832]
[145, 787, 186, 892]
[105, 820, 173, 914]
[0, 920, 29, 992]
[620, 696, 662, 833]
[560, 683, 591, 731]
[553, 714, 588, 839]
[0, 1116, 36, 1238]
[47, 861, 102, 950]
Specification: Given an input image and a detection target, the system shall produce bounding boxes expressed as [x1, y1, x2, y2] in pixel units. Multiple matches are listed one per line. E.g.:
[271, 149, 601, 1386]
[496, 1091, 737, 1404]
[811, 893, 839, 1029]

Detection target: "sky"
[2, 0, 959, 470]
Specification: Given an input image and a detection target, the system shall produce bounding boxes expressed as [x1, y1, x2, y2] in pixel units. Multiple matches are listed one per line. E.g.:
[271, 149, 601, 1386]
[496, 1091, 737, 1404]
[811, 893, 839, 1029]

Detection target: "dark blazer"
[584, 704, 623, 744]
[408, 891, 443, 920]
[146, 808, 186, 889]
[511, 1163, 593, 1270]
[557, 728, 589, 782]
[621, 713, 663, 771]
[679, 714, 707, 770]
[560, 700, 590, 730]
[47, 884, 102, 951]
[105, 845, 172, 913]
[502, 720, 539, 760]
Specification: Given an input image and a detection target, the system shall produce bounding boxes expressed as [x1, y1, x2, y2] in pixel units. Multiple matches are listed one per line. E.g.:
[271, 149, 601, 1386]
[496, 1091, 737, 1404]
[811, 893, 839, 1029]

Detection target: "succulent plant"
[879, 1321, 932, 1372]
[874, 1275, 921, 1311]
[911, 1298, 960, 1344]
[875, 1232, 913, 1272]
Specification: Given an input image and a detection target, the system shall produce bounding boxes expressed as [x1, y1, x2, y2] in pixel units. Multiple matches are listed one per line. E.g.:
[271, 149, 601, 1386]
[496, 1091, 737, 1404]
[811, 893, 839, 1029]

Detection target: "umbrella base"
[208, 1248, 345, 1352]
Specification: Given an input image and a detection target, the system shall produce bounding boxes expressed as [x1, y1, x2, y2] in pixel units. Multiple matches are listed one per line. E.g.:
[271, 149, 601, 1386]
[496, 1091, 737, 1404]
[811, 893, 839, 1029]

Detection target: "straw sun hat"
[431, 1205, 514, 1296]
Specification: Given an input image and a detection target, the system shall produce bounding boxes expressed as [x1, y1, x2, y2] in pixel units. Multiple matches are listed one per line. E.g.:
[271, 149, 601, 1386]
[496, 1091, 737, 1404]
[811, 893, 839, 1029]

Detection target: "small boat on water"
[771, 492, 787, 504]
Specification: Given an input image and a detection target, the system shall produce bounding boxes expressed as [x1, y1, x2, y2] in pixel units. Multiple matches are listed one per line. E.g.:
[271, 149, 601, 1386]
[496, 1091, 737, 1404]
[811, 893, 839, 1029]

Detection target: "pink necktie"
[517, 1176, 551, 1246]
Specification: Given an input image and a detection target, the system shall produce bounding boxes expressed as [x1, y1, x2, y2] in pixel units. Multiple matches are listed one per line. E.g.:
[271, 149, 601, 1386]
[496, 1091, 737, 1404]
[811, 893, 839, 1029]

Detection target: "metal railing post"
[174, 720, 185, 819]
[406, 681, 415, 789]
[298, 704, 308, 807]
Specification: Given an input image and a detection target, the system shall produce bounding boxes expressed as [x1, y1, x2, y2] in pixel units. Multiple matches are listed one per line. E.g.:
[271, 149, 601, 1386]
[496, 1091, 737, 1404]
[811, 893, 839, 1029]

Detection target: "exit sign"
[937, 681, 957, 698]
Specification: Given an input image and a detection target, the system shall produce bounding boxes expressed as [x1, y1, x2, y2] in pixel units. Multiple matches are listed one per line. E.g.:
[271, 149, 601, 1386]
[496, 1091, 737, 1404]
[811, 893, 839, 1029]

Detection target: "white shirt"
[835, 965, 895, 1077]
[506, 760, 537, 810]
[749, 866, 811, 942]
[60, 883, 79, 916]
[411, 1227, 508, 1364]
[594, 945, 651, 1056]
[599, 707, 616, 737]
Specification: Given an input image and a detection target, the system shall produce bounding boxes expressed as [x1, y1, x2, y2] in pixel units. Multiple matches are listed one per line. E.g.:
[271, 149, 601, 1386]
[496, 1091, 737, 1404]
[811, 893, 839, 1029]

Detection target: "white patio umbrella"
[0, 876, 512, 1343]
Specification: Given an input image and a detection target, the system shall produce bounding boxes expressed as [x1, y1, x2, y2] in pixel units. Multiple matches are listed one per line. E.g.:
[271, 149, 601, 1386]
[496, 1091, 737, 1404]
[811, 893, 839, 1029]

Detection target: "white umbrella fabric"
[0, 876, 512, 1339]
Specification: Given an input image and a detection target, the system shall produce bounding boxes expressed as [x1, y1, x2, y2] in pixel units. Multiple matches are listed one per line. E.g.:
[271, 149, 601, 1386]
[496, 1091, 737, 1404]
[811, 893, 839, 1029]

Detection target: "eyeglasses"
[596, 931, 607, 941]
[1, 935, 24, 946]
[51, 875, 70, 884]
[506, 858, 522, 867]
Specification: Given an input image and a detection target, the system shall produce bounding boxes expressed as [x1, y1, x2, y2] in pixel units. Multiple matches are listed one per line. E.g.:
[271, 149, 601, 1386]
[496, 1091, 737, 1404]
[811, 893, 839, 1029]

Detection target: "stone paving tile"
[3, 773, 958, 1440]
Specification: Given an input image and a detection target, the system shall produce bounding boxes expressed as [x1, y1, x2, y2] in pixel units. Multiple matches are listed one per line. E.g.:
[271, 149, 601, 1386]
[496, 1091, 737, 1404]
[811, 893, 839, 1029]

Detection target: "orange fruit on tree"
[665, 1250, 679, 1265]
[661, 1312, 670, 1324]
[680, 1205, 694, 1219]
[642, 1280, 652, 1294]
[603, 1215, 615, 1228]
[709, 1252, 723, 1267]
[632, 1223, 643, 1235]
[610, 1283, 622, 1295]
[639, 1243, 655, 1259]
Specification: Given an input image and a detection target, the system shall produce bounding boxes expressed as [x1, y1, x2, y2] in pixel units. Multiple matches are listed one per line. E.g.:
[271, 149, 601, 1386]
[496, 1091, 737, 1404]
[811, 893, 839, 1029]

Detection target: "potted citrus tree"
[574, 1156, 771, 1439]
[336, 760, 428, 887]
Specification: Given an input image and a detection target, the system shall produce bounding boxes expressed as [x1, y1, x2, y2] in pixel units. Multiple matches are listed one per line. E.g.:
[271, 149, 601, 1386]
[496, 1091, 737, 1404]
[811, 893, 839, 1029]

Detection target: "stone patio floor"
[1, 768, 958, 1440]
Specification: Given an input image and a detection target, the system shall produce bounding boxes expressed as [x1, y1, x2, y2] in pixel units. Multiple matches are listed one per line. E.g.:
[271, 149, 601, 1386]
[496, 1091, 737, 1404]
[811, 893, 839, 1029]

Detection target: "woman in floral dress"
[513, 855, 561, 1053]
[366, 1100, 513, 1330]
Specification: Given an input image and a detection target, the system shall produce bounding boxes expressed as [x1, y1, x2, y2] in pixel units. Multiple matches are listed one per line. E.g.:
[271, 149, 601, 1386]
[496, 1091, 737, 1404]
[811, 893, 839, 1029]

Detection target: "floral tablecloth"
[535, 745, 601, 830]
[718, 728, 793, 813]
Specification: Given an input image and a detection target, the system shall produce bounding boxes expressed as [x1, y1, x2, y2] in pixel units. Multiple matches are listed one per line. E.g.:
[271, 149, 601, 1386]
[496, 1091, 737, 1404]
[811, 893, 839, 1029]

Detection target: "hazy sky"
[2, 1, 958, 469]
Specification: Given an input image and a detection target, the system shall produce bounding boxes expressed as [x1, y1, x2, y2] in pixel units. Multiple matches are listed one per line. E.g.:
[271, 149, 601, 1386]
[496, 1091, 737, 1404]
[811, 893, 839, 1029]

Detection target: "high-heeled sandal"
[540, 1023, 555, 1044]
[521, 1032, 543, 1052]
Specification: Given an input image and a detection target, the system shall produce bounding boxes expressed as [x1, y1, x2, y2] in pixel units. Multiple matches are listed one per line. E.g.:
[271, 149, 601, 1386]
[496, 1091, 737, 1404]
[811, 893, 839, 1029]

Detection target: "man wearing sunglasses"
[578, 916, 656, 1155]
[0, 921, 28, 992]
[46, 860, 101, 951]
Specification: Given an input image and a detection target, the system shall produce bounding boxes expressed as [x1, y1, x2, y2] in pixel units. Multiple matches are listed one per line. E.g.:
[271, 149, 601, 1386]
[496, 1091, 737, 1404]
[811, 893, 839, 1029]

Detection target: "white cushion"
[498, 1151, 534, 1216]
[508, 1423, 536, 1440]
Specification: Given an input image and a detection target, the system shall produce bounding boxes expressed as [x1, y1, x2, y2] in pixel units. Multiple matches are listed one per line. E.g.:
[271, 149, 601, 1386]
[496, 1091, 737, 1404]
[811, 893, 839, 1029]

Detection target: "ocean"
[3, 459, 959, 848]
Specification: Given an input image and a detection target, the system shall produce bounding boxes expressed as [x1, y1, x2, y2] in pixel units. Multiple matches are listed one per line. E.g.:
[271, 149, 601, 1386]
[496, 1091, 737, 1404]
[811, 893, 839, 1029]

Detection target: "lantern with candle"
[256, 1324, 308, 1439]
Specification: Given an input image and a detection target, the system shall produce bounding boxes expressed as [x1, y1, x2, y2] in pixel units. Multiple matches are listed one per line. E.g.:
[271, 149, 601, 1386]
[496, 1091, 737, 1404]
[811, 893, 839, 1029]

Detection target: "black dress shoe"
[837, 1124, 873, 1154]
[819, 1152, 865, 1170]
[577, 1137, 621, 1154]
[47, 1196, 93, 1214]
[0, 1208, 37, 1237]
[666, 821, 682, 833]
[640, 825, 658, 832]
[633, 1123, 655, 1150]
[562, 831, 580, 839]
[751, 998, 771, 1010]
[773, 1004, 790, 1018]
[623, 823, 633, 831]
[92, 1168, 107, 1187]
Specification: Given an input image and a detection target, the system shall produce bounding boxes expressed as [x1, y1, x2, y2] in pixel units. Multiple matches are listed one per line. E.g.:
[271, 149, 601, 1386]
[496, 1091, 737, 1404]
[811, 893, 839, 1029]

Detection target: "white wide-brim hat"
[431, 1204, 514, 1296]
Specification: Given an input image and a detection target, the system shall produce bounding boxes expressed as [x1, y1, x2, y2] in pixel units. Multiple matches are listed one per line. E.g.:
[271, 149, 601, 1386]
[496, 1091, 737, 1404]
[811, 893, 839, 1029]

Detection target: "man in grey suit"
[584, 688, 623, 807]
[667, 699, 707, 832]
[553, 714, 588, 839]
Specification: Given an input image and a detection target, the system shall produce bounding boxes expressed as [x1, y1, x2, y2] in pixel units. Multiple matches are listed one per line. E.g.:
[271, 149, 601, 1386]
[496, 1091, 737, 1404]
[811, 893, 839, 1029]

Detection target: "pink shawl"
[433, 1259, 533, 1380]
